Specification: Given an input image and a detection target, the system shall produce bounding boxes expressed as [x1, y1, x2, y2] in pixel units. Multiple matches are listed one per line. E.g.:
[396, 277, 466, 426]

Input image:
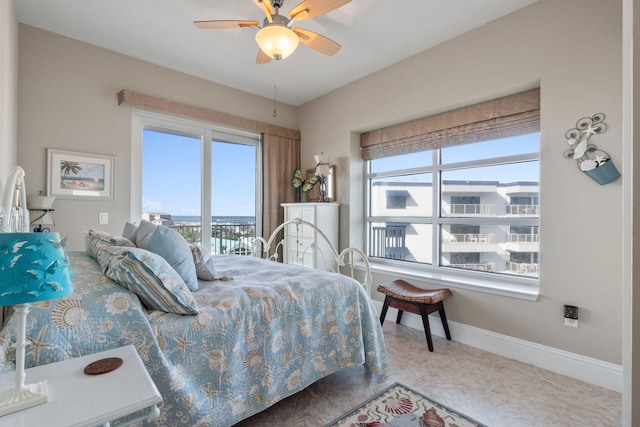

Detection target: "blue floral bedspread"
[0, 252, 387, 426]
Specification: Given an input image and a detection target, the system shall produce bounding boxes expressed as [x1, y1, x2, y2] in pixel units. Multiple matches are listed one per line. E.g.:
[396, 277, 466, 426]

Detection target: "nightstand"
[0, 345, 162, 427]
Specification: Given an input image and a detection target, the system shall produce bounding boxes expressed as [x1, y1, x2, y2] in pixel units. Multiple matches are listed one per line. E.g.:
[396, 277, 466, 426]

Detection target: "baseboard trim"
[372, 300, 622, 393]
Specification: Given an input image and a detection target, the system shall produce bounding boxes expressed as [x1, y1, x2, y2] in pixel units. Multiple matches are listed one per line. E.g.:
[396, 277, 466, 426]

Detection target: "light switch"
[99, 212, 109, 224]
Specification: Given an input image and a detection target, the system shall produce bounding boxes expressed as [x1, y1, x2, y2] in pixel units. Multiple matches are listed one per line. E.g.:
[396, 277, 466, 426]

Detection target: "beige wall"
[17, 25, 298, 251]
[12, 0, 625, 367]
[299, 0, 623, 364]
[0, 0, 18, 181]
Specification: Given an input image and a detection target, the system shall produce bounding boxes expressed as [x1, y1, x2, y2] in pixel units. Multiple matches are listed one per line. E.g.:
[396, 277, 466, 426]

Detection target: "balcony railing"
[445, 204, 495, 215]
[508, 233, 539, 243]
[170, 223, 256, 255]
[445, 233, 494, 244]
[371, 225, 407, 260]
[449, 263, 495, 271]
[507, 204, 539, 215]
[507, 262, 539, 274]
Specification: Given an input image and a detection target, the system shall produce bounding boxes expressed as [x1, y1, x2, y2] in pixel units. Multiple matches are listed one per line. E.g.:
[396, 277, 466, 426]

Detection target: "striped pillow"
[85, 229, 136, 259]
[97, 246, 198, 315]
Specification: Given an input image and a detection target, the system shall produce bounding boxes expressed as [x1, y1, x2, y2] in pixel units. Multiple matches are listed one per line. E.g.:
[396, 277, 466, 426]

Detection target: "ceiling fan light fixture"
[255, 24, 299, 60]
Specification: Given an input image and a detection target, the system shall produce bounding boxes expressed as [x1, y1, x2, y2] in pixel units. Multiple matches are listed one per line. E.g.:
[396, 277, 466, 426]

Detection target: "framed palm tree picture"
[47, 149, 115, 200]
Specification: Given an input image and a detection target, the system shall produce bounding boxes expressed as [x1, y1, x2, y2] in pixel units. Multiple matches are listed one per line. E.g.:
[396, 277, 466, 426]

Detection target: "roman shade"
[360, 88, 540, 160]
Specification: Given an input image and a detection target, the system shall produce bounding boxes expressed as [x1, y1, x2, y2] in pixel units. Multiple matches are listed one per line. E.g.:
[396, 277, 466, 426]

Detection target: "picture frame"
[47, 149, 115, 200]
[306, 165, 336, 202]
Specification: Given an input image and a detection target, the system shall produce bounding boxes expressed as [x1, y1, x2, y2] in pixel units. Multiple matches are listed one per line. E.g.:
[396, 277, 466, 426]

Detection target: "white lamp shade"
[314, 154, 330, 176]
[255, 25, 299, 59]
[316, 164, 330, 177]
[27, 196, 55, 210]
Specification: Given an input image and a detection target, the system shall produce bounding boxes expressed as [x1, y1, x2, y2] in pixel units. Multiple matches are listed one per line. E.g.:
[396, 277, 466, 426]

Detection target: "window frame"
[365, 140, 540, 301]
[131, 110, 263, 250]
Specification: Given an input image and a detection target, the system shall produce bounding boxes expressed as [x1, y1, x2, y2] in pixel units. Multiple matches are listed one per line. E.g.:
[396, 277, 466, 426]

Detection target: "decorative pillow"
[97, 246, 198, 315]
[190, 244, 216, 281]
[109, 236, 136, 248]
[134, 220, 199, 292]
[85, 230, 135, 259]
[122, 222, 139, 242]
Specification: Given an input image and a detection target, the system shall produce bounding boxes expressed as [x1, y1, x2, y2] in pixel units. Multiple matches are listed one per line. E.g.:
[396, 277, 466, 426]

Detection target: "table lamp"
[314, 153, 331, 202]
[27, 196, 56, 233]
[0, 232, 72, 415]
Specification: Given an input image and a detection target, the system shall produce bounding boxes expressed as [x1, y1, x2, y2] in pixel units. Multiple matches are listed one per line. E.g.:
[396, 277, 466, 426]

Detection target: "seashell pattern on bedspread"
[0, 251, 388, 426]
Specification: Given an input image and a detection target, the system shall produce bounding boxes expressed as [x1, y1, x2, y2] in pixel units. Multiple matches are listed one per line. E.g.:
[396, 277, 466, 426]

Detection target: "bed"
[0, 219, 388, 426]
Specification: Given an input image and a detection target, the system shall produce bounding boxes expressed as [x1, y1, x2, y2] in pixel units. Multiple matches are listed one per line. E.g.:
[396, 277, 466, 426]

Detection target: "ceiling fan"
[194, 0, 351, 64]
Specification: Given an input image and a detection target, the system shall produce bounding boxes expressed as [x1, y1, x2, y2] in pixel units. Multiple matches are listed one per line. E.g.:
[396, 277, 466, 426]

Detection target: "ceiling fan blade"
[256, 49, 272, 64]
[289, 0, 351, 22]
[293, 28, 341, 56]
[194, 20, 259, 29]
[252, 0, 274, 24]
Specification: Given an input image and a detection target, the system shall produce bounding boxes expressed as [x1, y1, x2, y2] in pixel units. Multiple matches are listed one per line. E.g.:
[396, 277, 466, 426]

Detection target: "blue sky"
[142, 130, 256, 217]
[142, 131, 539, 217]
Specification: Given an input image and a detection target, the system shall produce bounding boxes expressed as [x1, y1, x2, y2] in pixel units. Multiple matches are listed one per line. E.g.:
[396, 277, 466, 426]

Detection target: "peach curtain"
[262, 132, 300, 243]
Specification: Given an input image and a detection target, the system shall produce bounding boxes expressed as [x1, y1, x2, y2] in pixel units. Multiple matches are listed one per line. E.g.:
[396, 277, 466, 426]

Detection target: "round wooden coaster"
[84, 357, 123, 375]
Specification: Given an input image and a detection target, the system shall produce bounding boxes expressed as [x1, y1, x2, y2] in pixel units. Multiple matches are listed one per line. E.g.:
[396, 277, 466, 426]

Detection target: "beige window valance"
[360, 88, 540, 160]
[117, 89, 300, 140]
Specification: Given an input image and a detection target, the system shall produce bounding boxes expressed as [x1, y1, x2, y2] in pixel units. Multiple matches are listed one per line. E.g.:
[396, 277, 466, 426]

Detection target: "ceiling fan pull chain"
[273, 58, 280, 117]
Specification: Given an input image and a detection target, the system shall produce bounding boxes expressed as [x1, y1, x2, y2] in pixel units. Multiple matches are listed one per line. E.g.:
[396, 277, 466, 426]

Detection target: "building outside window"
[366, 134, 540, 281]
[367, 134, 540, 281]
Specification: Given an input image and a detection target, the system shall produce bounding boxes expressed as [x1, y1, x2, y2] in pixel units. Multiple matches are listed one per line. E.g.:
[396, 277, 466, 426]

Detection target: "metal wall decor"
[563, 113, 620, 185]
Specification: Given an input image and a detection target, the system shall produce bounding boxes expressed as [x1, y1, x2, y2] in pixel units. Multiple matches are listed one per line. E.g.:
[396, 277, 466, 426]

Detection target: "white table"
[0, 345, 162, 427]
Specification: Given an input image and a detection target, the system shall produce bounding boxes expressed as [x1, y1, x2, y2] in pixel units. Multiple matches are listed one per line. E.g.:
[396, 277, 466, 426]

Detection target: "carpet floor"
[234, 322, 621, 427]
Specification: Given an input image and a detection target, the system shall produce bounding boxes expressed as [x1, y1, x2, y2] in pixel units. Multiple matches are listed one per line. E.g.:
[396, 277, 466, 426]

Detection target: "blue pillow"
[134, 220, 199, 292]
[122, 222, 138, 241]
[190, 244, 216, 281]
[97, 246, 198, 315]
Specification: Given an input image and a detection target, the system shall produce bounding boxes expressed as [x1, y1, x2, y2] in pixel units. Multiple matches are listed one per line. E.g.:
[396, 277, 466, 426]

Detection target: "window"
[133, 111, 261, 254]
[386, 190, 409, 209]
[362, 89, 540, 295]
[366, 133, 540, 283]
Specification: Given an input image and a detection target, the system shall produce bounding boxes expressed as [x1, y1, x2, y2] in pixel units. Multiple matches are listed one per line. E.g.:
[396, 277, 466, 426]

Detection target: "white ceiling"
[16, 0, 537, 106]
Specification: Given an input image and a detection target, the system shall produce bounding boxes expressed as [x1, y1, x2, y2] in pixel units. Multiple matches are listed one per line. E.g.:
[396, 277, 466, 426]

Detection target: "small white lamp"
[27, 196, 56, 233]
[0, 232, 72, 415]
[314, 153, 331, 202]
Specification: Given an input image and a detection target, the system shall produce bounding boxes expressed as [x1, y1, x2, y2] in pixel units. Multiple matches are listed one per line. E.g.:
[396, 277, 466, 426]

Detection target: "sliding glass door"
[134, 111, 261, 254]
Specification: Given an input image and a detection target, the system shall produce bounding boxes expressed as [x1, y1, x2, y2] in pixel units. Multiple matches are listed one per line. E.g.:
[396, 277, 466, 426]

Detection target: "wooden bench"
[377, 279, 452, 352]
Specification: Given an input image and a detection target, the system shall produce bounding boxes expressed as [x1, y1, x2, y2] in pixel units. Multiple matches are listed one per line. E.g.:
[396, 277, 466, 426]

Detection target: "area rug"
[324, 382, 487, 427]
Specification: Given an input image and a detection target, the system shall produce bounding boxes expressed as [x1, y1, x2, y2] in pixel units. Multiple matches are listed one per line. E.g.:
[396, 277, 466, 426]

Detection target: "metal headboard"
[251, 218, 372, 294]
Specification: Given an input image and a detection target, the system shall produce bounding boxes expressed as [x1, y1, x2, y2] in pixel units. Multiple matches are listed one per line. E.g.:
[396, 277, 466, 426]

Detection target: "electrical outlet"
[565, 318, 579, 328]
[564, 304, 579, 327]
[99, 212, 109, 224]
